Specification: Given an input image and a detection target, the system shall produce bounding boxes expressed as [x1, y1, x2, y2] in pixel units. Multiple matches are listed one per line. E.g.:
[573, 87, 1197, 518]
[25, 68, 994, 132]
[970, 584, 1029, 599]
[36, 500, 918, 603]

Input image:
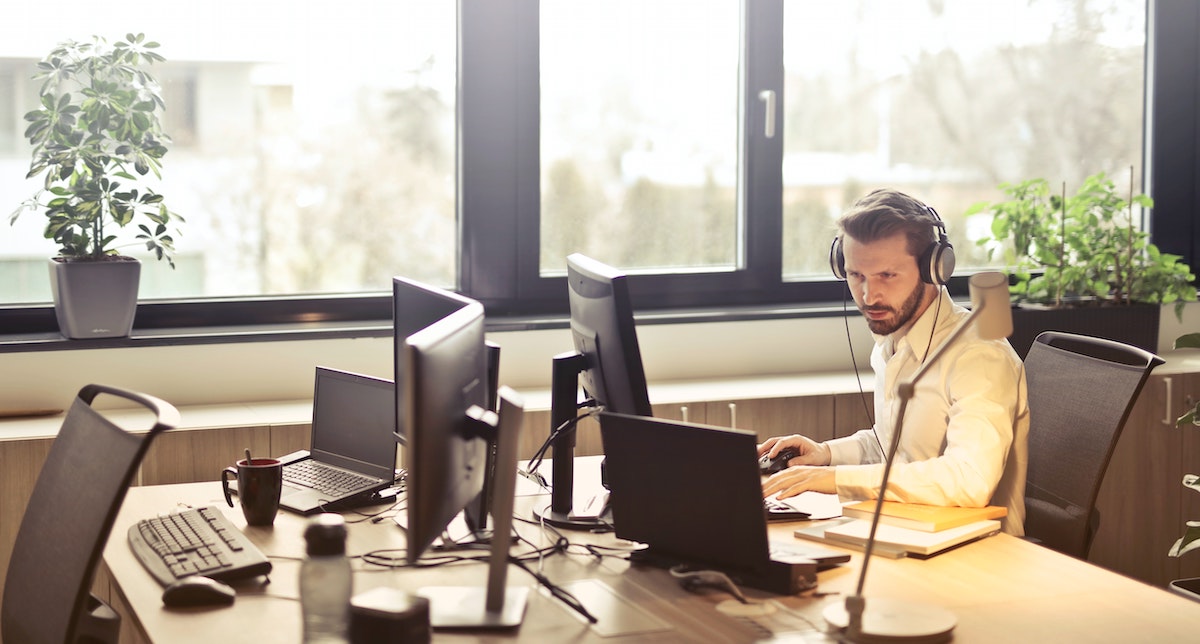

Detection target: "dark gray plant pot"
[1008, 302, 1160, 360]
[48, 257, 141, 339]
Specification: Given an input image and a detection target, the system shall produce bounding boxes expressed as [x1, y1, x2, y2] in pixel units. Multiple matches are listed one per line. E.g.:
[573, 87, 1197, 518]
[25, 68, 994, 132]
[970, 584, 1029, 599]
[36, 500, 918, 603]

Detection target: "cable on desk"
[343, 498, 405, 524]
[357, 525, 603, 625]
[513, 515, 638, 563]
[508, 555, 598, 624]
[669, 565, 751, 604]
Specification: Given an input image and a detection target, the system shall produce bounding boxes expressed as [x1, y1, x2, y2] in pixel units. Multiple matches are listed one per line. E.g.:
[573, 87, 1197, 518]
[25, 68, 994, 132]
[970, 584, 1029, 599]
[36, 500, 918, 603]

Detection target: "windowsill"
[0, 300, 861, 354]
[0, 320, 395, 353]
[5, 299, 1198, 416]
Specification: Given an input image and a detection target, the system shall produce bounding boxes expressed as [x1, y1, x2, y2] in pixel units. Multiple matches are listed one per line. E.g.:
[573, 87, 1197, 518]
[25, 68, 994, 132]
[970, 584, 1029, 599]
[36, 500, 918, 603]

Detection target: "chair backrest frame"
[1023, 330, 1163, 558]
[1, 384, 179, 644]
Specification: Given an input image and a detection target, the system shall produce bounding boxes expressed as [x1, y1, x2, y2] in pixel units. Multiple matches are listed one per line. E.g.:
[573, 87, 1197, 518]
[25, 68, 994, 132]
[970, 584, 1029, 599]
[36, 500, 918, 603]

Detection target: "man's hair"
[837, 188, 939, 258]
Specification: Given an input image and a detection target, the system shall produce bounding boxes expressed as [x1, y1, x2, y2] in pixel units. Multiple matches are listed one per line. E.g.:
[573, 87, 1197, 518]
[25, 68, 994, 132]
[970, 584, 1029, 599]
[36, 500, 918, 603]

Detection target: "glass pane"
[539, 0, 741, 275]
[781, 0, 1146, 278]
[0, 1, 456, 304]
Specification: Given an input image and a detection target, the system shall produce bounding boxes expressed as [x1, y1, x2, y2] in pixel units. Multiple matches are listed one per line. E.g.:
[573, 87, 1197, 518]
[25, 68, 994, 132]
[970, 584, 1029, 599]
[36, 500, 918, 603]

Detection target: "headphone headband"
[829, 201, 956, 285]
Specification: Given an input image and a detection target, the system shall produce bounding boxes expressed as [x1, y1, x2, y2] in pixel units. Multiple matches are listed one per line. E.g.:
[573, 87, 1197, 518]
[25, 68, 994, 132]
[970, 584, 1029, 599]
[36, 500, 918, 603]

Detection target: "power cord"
[359, 519, 605, 625]
[509, 556, 598, 623]
[523, 401, 603, 479]
[669, 565, 750, 604]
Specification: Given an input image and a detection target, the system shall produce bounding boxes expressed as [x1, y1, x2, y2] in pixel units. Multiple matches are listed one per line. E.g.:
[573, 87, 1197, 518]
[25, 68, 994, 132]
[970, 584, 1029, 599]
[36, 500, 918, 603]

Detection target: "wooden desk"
[100, 482, 1200, 643]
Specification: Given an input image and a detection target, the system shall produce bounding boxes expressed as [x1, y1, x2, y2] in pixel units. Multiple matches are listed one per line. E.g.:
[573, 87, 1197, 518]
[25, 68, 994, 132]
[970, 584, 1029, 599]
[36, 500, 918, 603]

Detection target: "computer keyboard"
[128, 505, 273, 586]
[284, 460, 380, 497]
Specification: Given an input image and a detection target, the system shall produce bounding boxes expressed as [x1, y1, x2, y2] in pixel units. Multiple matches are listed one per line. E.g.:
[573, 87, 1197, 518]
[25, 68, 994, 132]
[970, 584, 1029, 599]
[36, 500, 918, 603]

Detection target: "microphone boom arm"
[847, 299, 990, 635]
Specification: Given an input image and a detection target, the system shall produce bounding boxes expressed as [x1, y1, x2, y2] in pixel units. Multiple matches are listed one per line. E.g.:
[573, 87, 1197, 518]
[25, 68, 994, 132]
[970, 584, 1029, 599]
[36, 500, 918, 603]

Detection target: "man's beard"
[861, 281, 927, 335]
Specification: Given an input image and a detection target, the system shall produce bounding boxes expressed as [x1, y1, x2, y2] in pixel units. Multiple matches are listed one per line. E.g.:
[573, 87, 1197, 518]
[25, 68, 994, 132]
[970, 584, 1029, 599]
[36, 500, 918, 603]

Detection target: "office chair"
[1023, 330, 1163, 559]
[1, 384, 180, 644]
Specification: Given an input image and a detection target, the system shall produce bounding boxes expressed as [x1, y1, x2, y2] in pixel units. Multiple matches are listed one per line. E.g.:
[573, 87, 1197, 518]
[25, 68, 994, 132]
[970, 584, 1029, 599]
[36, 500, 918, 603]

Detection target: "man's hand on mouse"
[757, 434, 830, 467]
[758, 434, 835, 497]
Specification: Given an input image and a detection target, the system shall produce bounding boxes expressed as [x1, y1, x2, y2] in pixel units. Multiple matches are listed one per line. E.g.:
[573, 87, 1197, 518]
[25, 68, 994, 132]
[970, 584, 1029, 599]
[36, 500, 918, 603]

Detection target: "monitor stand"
[416, 388, 529, 629]
[532, 351, 611, 530]
[420, 587, 530, 629]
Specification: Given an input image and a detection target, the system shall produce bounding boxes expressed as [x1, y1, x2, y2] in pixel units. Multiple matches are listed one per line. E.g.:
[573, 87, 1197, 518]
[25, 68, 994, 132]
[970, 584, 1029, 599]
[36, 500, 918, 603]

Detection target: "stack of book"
[793, 501, 1007, 558]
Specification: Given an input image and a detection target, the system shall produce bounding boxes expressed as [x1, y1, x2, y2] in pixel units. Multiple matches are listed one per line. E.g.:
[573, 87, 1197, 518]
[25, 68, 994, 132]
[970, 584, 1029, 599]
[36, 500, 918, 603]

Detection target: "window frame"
[0, 0, 1193, 343]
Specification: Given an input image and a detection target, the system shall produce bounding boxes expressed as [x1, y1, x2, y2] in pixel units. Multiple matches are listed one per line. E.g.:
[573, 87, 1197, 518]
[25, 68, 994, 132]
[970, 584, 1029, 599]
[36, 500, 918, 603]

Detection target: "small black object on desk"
[759, 447, 800, 474]
[162, 576, 236, 608]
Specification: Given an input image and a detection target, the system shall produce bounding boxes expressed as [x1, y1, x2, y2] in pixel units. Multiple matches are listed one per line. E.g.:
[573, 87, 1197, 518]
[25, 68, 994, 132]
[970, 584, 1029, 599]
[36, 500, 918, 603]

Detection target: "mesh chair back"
[1, 384, 179, 644]
[1024, 331, 1162, 558]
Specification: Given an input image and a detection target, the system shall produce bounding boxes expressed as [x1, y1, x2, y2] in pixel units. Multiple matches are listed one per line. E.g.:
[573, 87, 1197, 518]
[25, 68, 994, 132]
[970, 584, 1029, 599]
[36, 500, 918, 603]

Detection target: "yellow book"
[820, 518, 1002, 557]
[842, 501, 1007, 533]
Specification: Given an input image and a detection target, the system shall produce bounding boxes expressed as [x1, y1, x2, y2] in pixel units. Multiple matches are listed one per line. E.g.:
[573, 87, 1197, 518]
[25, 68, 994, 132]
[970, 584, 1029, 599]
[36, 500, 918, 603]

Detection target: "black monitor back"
[566, 253, 652, 416]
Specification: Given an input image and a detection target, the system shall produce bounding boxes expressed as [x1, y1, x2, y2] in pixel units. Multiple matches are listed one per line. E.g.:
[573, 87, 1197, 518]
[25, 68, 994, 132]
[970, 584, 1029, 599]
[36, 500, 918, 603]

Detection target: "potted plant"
[9, 33, 183, 339]
[968, 171, 1196, 357]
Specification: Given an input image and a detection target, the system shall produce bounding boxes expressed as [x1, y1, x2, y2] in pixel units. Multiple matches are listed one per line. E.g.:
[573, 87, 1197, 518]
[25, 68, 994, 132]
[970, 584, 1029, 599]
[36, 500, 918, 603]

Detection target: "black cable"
[358, 513, 634, 626]
[843, 281, 882, 456]
[921, 288, 943, 364]
[524, 402, 602, 477]
[508, 555, 598, 624]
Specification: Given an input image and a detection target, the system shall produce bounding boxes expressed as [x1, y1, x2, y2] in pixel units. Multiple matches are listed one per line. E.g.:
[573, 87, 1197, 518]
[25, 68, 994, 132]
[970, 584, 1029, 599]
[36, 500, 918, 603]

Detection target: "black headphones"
[829, 203, 956, 286]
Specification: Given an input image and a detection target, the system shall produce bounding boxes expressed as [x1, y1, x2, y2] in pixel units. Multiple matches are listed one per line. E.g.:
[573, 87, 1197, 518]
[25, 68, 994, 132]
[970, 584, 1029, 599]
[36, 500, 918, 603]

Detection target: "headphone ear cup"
[936, 243, 956, 285]
[829, 236, 846, 280]
[919, 240, 956, 285]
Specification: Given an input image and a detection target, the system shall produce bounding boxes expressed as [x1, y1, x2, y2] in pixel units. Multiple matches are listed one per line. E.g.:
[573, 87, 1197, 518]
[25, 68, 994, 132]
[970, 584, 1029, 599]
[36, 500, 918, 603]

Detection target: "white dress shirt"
[826, 287, 1030, 535]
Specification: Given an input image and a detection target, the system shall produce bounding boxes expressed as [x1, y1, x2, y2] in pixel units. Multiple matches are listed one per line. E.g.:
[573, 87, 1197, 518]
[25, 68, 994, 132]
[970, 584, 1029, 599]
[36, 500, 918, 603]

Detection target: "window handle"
[758, 90, 776, 139]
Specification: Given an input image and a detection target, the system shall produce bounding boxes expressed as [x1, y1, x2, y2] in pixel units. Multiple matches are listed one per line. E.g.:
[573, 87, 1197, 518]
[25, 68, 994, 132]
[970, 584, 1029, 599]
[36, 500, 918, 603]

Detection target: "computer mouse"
[759, 447, 800, 474]
[162, 576, 236, 608]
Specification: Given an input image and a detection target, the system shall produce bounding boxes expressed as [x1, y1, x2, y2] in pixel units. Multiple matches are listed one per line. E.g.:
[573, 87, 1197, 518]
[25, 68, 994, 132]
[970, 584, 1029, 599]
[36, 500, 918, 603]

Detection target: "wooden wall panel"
[0, 437, 53, 608]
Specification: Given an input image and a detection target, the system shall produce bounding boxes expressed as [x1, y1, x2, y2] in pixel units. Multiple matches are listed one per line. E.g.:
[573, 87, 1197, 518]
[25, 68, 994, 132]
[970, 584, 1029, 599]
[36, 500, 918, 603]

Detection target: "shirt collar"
[873, 286, 952, 363]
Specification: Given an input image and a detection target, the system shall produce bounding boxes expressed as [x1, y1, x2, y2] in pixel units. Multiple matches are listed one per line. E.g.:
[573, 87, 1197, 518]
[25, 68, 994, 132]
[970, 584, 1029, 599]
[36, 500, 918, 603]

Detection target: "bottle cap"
[304, 513, 347, 556]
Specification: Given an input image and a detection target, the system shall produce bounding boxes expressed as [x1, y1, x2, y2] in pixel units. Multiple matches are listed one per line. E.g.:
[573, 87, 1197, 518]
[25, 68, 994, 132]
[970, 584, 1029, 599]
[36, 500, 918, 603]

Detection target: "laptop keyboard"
[284, 460, 380, 497]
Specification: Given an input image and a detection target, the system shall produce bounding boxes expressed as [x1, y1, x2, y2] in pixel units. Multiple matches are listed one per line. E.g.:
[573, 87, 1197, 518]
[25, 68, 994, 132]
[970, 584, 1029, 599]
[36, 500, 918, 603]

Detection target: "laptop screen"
[598, 411, 773, 574]
[310, 367, 397, 480]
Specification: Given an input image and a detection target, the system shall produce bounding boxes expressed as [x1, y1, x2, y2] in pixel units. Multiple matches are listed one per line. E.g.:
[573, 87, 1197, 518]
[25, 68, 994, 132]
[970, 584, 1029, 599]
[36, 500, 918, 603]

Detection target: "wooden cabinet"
[0, 437, 53, 605]
[140, 426, 271, 485]
[1091, 371, 1200, 587]
[703, 396, 832, 443]
[1181, 385, 1200, 581]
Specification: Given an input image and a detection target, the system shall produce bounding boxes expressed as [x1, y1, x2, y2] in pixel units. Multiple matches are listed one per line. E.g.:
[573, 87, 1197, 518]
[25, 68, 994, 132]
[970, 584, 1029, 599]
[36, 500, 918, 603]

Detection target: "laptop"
[273, 366, 399, 515]
[597, 412, 850, 595]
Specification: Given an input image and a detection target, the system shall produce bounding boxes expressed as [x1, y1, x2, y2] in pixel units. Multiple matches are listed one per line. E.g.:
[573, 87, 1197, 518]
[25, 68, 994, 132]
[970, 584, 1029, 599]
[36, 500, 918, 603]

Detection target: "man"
[760, 189, 1029, 534]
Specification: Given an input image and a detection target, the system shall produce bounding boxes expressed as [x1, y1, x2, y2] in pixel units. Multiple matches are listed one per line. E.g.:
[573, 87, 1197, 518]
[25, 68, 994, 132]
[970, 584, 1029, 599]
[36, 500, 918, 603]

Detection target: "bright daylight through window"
[0, 0, 1149, 321]
[780, 0, 1145, 278]
[538, 0, 1144, 282]
[539, 0, 740, 274]
[0, 1, 456, 305]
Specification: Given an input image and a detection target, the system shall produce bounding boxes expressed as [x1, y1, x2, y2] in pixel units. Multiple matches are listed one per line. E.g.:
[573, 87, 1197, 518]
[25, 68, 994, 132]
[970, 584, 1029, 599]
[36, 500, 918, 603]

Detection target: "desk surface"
[102, 482, 1200, 643]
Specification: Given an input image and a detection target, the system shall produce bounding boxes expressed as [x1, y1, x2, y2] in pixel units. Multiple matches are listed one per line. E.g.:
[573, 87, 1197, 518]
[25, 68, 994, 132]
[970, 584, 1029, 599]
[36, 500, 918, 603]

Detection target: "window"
[781, 0, 1147, 278]
[496, 0, 1156, 314]
[539, 1, 741, 274]
[1, 0, 1196, 337]
[0, 1, 457, 307]
[0, 65, 18, 155]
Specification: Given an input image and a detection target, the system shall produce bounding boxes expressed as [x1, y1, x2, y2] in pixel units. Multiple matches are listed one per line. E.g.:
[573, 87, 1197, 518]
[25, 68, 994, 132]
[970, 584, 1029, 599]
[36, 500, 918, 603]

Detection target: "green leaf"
[1175, 334, 1200, 350]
